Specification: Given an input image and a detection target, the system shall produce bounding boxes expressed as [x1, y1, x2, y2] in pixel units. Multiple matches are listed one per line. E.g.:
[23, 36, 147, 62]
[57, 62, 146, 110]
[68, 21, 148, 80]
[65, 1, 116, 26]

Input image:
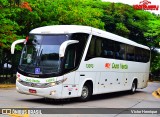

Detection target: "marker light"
[26, 36, 29, 42]
[17, 74, 20, 77]
[24, 36, 29, 44]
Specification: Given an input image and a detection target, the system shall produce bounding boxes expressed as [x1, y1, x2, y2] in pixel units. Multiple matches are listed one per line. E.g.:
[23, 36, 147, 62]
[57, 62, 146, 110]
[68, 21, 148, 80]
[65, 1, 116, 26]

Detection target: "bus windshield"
[18, 34, 68, 75]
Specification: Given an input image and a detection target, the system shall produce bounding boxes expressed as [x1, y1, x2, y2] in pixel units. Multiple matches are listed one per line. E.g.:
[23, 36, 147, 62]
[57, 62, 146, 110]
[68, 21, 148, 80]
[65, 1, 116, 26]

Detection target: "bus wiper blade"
[36, 49, 43, 66]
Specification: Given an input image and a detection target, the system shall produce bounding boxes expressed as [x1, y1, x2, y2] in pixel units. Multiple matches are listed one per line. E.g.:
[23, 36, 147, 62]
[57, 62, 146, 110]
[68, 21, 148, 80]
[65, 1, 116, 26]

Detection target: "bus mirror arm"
[11, 39, 26, 54]
[59, 40, 79, 58]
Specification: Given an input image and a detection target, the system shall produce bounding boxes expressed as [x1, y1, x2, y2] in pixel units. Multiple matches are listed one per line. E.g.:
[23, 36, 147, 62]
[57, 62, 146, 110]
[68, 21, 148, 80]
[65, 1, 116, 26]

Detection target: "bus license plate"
[29, 89, 37, 94]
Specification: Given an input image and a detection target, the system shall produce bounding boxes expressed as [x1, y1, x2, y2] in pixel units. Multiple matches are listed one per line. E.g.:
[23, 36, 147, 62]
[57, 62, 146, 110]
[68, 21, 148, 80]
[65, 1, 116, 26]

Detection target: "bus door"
[61, 44, 78, 98]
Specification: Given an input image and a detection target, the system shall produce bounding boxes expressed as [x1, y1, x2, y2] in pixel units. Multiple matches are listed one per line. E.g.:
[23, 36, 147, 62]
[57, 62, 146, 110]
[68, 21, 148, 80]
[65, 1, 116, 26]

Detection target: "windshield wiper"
[36, 49, 43, 66]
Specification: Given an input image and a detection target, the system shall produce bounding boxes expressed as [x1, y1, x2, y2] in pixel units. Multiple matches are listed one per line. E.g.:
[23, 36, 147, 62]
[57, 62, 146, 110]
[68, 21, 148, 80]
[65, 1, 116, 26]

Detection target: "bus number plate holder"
[29, 89, 37, 94]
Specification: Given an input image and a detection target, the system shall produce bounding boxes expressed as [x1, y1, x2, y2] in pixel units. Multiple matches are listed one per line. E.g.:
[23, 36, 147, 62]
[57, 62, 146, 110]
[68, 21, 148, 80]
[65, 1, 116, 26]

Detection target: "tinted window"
[143, 49, 150, 62]
[28, 35, 68, 45]
[135, 47, 150, 62]
[85, 35, 150, 62]
[70, 33, 89, 66]
[115, 42, 126, 60]
[102, 39, 114, 58]
[42, 35, 67, 45]
[135, 47, 143, 62]
[126, 45, 135, 61]
[19, 34, 68, 75]
[64, 44, 76, 70]
[85, 36, 103, 60]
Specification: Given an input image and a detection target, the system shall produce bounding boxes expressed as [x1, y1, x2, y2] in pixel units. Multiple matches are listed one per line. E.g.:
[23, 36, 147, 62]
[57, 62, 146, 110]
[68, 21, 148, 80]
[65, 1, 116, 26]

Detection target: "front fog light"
[50, 91, 56, 95]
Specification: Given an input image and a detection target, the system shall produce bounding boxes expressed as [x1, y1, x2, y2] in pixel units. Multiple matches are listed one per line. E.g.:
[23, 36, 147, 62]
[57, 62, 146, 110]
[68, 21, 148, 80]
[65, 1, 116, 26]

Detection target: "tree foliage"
[0, 0, 160, 73]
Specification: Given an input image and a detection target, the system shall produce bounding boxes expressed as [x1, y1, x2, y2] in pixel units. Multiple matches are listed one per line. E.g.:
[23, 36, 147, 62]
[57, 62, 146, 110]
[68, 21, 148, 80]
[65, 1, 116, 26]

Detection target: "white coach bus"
[11, 25, 150, 101]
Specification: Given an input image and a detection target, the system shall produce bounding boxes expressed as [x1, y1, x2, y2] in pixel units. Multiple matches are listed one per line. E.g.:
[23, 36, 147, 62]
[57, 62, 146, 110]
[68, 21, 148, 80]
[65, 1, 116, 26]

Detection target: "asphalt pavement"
[0, 82, 160, 117]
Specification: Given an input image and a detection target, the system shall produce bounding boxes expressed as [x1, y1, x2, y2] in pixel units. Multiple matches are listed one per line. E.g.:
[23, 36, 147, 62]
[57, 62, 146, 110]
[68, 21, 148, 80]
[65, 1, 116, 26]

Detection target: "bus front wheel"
[78, 84, 92, 102]
[130, 81, 137, 94]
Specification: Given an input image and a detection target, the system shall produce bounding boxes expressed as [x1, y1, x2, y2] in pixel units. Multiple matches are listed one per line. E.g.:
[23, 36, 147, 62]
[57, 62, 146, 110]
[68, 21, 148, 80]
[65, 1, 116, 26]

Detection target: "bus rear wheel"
[78, 84, 92, 102]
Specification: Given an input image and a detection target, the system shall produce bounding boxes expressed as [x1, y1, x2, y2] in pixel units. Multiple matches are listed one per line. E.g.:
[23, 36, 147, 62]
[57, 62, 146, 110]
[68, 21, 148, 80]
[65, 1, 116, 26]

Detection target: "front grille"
[18, 80, 51, 88]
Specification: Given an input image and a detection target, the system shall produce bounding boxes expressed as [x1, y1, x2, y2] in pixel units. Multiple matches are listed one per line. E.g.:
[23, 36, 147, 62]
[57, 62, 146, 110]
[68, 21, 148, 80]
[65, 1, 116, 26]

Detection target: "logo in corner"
[133, 0, 159, 10]
[105, 63, 111, 69]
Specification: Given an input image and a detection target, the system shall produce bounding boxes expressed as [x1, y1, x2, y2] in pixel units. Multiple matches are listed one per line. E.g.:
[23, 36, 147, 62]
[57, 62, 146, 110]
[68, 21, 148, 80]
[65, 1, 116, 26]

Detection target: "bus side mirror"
[11, 39, 26, 54]
[59, 40, 79, 58]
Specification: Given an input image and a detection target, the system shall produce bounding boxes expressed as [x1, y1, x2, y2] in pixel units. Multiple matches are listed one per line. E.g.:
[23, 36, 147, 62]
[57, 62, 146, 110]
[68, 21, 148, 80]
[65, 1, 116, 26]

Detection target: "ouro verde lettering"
[46, 78, 55, 83]
[111, 63, 128, 70]
[112, 63, 119, 69]
[86, 64, 94, 68]
[25, 78, 40, 83]
[120, 64, 128, 69]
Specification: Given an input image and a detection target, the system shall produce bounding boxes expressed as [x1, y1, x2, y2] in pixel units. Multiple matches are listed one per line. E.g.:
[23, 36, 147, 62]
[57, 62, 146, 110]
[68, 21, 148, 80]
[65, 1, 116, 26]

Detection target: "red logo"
[105, 63, 111, 69]
[133, 0, 159, 10]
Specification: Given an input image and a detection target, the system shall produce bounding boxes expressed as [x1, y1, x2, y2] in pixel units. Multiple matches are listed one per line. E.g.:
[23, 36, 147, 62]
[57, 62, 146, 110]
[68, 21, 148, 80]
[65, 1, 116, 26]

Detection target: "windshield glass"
[18, 34, 68, 75]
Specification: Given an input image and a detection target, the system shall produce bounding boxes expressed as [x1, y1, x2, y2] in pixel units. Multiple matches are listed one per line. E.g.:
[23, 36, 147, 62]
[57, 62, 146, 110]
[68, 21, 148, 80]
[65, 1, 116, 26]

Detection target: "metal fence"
[0, 48, 21, 83]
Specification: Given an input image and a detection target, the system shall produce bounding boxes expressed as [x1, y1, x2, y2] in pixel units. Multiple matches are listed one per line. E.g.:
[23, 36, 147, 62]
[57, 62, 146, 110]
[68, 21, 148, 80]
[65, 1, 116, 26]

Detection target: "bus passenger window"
[119, 44, 126, 60]
[85, 36, 103, 60]
[102, 39, 114, 58]
[126, 45, 135, 61]
[135, 47, 143, 62]
[87, 37, 96, 59]
[144, 49, 150, 62]
[95, 39, 102, 57]
[115, 42, 126, 60]
[142, 49, 150, 62]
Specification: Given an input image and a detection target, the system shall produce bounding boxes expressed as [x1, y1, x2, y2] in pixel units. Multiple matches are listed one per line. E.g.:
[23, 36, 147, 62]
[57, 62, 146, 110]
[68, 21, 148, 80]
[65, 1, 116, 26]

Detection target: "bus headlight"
[50, 82, 56, 86]
[49, 78, 67, 86]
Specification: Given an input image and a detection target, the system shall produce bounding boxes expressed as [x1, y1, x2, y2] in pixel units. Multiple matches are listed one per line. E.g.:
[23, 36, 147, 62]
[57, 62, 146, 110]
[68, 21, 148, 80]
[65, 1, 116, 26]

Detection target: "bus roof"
[30, 25, 150, 50]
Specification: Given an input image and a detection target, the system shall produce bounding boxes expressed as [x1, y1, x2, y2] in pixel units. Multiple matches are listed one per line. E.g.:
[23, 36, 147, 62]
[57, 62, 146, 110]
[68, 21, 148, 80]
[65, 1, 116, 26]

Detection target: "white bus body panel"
[16, 74, 63, 99]
[77, 57, 149, 95]
[15, 25, 150, 99]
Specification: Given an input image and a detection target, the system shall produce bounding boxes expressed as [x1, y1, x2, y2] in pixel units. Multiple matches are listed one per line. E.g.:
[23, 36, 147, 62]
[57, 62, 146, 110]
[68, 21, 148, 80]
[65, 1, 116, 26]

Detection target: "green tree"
[29, 0, 104, 29]
[0, 8, 21, 49]
[0, 0, 160, 74]
[151, 51, 160, 75]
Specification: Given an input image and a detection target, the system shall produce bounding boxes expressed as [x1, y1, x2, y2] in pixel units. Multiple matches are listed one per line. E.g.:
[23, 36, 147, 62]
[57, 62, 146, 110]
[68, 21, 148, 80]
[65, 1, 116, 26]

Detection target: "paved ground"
[0, 82, 160, 117]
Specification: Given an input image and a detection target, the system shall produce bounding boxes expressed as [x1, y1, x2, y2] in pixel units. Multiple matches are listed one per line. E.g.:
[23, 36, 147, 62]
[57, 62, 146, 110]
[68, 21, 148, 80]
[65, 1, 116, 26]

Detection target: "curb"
[0, 84, 16, 88]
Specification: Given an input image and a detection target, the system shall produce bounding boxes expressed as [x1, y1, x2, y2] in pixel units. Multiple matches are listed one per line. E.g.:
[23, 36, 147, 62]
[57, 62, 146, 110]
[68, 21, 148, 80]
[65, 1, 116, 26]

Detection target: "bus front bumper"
[16, 81, 62, 99]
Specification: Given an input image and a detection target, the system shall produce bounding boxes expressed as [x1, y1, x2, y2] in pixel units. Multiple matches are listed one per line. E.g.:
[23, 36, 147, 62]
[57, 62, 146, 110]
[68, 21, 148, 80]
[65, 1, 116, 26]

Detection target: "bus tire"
[130, 81, 137, 94]
[78, 84, 92, 102]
